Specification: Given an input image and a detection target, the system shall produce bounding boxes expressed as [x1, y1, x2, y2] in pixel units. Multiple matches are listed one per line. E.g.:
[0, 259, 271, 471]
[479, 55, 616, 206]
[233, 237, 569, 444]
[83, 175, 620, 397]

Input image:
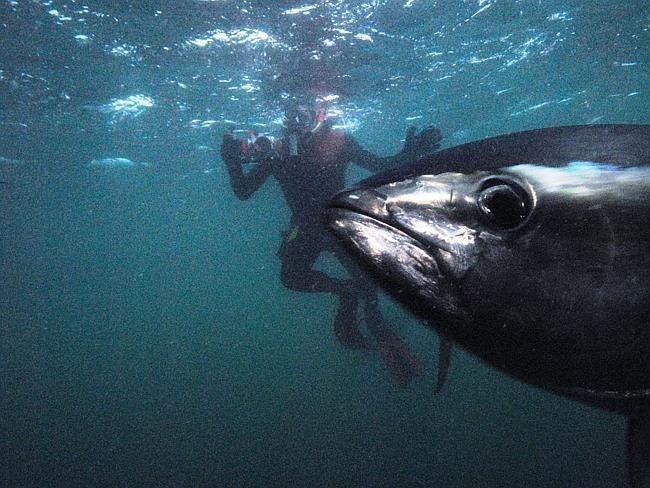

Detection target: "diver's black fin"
[334, 292, 369, 350]
[627, 412, 650, 487]
[435, 335, 453, 393]
[362, 299, 423, 386]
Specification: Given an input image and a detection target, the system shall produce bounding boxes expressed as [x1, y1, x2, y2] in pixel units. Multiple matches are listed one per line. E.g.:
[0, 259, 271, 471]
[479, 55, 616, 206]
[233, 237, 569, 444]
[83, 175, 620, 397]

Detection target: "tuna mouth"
[327, 187, 457, 257]
[328, 185, 483, 288]
[326, 198, 468, 323]
[326, 187, 449, 305]
[327, 207, 429, 254]
[327, 206, 443, 301]
[328, 188, 390, 219]
[327, 188, 429, 250]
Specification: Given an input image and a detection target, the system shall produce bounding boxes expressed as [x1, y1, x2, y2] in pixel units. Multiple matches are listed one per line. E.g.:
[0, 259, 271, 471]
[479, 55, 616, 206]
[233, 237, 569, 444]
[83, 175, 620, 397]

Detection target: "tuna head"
[328, 161, 650, 409]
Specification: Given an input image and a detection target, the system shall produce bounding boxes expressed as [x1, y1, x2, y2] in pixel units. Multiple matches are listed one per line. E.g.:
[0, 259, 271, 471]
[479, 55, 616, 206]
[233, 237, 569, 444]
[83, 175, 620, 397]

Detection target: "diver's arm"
[224, 158, 273, 201]
[220, 133, 273, 200]
[346, 136, 402, 172]
[348, 126, 443, 172]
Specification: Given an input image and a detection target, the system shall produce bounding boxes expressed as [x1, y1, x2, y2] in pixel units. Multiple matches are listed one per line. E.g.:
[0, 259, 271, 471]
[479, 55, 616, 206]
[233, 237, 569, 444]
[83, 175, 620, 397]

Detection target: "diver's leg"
[278, 229, 368, 349]
[332, 241, 424, 384]
[278, 229, 349, 294]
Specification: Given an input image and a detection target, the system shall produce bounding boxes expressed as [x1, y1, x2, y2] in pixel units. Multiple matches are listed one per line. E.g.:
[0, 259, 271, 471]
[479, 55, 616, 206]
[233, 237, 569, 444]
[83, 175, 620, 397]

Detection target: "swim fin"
[364, 300, 423, 386]
[333, 292, 369, 349]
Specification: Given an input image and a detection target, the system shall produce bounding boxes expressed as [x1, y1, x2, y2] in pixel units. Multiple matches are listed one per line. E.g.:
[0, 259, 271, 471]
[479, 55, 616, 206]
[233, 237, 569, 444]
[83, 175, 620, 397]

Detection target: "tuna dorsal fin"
[627, 413, 650, 487]
[435, 335, 453, 393]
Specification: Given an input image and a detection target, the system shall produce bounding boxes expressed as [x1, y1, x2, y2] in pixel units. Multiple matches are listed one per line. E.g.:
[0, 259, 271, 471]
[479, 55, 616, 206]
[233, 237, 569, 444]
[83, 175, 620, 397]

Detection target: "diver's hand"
[402, 125, 442, 160]
[220, 132, 242, 164]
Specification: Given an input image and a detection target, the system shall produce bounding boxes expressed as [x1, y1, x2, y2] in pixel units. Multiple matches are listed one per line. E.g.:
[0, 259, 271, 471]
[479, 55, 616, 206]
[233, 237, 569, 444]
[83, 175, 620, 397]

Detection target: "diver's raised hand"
[402, 125, 442, 160]
[220, 132, 242, 164]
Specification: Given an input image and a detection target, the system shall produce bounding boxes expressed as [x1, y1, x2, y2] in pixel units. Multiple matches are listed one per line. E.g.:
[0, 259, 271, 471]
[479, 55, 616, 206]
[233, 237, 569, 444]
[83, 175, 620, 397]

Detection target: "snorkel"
[310, 104, 327, 134]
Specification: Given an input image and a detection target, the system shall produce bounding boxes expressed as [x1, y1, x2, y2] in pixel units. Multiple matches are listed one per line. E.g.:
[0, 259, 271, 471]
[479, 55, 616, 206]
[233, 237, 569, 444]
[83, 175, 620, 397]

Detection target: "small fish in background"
[328, 124, 650, 487]
[91, 94, 155, 124]
[0, 156, 22, 165]
[87, 157, 151, 169]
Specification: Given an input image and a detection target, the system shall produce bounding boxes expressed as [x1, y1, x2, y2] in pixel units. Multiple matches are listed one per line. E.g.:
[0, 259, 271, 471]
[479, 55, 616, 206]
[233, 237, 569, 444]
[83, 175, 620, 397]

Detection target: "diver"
[219, 103, 442, 385]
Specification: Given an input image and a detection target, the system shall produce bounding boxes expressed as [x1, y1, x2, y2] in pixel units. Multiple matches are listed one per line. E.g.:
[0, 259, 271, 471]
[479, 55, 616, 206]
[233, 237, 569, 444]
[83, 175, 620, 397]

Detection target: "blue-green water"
[1, 1, 647, 487]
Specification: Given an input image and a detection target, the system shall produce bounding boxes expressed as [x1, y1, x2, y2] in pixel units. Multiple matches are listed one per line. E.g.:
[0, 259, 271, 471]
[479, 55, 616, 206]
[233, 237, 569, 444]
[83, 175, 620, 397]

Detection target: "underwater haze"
[1, 1, 648, 487]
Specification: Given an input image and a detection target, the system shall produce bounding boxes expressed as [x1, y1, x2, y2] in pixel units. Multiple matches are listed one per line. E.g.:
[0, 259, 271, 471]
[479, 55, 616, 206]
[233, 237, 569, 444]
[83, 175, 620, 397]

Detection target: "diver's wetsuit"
[221, 122, 436, 384]
[226, 124, 403, 294]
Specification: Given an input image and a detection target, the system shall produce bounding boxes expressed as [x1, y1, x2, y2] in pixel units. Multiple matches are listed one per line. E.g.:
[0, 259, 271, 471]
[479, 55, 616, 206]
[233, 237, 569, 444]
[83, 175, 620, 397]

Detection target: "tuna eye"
[478, 180, 530, 229]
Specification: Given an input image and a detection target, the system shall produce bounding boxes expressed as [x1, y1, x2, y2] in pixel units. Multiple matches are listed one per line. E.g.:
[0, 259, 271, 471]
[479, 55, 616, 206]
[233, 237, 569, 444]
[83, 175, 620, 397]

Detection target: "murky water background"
[1, 1, 648, 486]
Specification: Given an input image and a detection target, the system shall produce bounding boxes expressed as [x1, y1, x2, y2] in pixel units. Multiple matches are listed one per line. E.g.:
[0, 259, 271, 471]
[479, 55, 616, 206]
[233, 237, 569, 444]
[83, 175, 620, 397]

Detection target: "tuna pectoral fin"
[435, 335, 453, 393]
[627, 414, 650, 488]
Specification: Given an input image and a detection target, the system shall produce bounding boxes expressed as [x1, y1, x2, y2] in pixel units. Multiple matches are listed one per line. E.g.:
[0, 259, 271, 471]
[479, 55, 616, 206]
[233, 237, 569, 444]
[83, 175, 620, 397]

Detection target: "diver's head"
[284, 104, 318, 134]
